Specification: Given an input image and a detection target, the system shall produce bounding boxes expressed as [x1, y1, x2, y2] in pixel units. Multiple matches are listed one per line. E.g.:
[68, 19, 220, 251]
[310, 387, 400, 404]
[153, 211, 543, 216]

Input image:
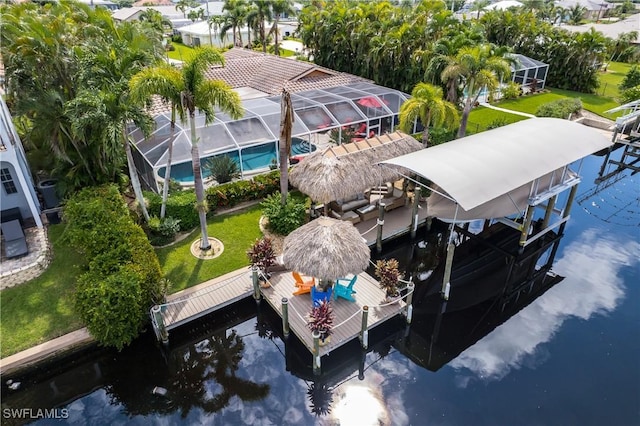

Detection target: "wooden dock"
[259, 270, 406, 357]
[355, 201, 431, 246]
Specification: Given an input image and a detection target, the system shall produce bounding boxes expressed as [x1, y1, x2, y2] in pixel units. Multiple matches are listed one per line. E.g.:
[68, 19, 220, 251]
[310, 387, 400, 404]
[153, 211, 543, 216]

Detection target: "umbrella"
[289, 131, 423, 204]
[357, 96, 389, 109]
[282, 217, 370, 281]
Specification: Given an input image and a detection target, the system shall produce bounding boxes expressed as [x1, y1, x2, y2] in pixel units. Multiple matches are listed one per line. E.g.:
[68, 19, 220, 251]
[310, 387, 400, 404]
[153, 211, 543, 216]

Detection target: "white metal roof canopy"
[380, 118, 612, 211]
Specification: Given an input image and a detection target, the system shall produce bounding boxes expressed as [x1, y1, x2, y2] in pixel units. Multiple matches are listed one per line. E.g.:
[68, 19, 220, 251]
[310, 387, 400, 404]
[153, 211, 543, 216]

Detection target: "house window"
[1, 168, 18, 194]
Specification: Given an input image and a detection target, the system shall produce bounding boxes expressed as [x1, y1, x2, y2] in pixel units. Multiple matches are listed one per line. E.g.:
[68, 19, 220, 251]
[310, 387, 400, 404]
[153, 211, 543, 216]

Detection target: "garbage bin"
[37, 179, 59, 209]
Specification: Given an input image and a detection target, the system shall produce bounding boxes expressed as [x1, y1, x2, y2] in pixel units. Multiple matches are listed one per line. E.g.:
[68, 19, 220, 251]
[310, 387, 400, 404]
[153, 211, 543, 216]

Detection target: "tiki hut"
[282, 217, 370, 282]
[289, 131, 423, 204]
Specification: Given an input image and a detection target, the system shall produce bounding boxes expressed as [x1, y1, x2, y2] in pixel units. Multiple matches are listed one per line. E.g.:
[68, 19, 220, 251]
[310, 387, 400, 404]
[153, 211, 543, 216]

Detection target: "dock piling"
[376, 203, 386, 253]
[360, 306, 369, 349]
[251, 267, 261, 301]
[312, 331, 321, 375]
[519, 205, 535, 251]
[410, 186, 421, 238]
[542, 195, 557, 229]
[441, 243, 455, 300]
[281, 297, 290, 337]
[151, 305, 168, 344]
[405, 282, 415, 324]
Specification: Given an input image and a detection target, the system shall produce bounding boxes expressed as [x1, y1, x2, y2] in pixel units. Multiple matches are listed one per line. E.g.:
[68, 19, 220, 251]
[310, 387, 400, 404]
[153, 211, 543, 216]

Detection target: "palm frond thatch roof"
[289, 131, 423, 203]
[282, 217, 370, 280]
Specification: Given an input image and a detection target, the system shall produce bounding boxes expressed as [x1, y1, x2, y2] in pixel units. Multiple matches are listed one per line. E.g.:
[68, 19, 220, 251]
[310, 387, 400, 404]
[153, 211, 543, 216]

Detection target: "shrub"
[204, 155, 241, 184]
[620, 65, 640, 91]
[205, 170, 280, 210]
[261, 192, 306, 235]
[75, 265, 144, 350]
[536, 98, 583, 119]
[428, 127, 457, 146]
[307, 300, 334, 339]
[64, 184, 165, 350]
[171, 34, 182, 43]
[246, 237, 276, 274]
[487, 117, 509, 130]
[621, 85, 640, 104]
[501, 82, 521, 100]
[374, 258, 401, 298]
[147, 216, 181, 246]
[146, 190, 198, 231]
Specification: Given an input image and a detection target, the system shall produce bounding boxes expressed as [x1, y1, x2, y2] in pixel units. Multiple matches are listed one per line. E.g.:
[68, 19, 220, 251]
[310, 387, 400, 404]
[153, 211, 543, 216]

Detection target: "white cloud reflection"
[448, 229, 638, 384]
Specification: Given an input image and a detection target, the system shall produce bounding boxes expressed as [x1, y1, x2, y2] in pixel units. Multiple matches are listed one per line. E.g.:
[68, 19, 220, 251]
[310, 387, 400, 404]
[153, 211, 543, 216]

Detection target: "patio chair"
[292, 272, 315, 296]
[1, 219, 28, 258]
[334, 275, 357, 302]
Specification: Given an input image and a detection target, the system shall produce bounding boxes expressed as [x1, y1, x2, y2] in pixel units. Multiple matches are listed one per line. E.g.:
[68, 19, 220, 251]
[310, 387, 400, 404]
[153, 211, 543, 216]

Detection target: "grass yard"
[599, 61, 634, 98]
[466, 106, 530, 133]
[155, 204, 264, 292]
[167, 42, 196, 62]
[0, 225, 83, 358]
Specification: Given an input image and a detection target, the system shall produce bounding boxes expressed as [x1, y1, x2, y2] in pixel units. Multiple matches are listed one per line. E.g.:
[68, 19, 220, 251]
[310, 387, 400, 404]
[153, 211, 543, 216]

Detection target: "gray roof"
[381, 118, 612, 211]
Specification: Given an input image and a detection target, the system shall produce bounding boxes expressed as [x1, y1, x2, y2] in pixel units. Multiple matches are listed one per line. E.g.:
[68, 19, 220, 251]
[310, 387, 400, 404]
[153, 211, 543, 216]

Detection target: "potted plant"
[247, 237, 276, 287]
[307, 300, 334, 345]
[375, 258, 401, 302]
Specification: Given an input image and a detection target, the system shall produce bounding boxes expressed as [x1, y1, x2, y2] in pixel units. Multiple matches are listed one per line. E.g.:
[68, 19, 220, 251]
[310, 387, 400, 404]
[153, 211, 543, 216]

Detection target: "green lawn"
[466, 106, 530, 133]
[0, 225, 83, 358]
[598, 61, 633, 99]
[167, 42, 196, 62]
[0, 204, 264, 357]
[155, 204, 264, 292]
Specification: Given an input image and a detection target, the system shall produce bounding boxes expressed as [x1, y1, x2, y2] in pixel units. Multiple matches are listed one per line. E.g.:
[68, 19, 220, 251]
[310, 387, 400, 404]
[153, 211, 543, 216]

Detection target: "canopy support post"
[542, 195, 557, 229]
[519, 205, 535, 253]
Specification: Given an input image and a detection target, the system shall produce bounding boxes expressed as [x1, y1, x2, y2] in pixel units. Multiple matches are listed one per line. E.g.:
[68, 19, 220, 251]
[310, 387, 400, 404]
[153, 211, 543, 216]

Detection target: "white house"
[178, 21, 250, 48]
[0, 97, 42, 229]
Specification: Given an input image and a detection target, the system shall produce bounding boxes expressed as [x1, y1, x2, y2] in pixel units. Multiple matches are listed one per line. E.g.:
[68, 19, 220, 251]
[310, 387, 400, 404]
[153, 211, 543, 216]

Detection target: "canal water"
[2, 153, 639, 425]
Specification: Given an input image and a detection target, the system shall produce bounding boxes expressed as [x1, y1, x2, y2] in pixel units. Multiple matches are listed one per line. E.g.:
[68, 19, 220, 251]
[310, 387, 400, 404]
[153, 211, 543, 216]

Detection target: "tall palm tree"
[269, 0, 295, 56]
[132, 47, 243, 250]
[222, 0, 247, 47]
[442, 44, 512, 138]
[252, 0, 273, 53]
[279, 88, 293, 204]
[399, 83, 459, 147]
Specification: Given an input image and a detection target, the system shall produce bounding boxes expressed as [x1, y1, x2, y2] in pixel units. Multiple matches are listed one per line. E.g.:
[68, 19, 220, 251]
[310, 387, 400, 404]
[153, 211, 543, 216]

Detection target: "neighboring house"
[111, 7, 145, 23]
[178, 20, 249, 48]
[77, 0, 119, 11]
[556, 0, 613, 20]
[0, 97, 42, 229]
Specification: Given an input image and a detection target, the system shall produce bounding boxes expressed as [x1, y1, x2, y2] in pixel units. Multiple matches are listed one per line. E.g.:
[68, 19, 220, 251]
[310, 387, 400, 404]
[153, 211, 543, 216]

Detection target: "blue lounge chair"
[334, 275, 357, 302]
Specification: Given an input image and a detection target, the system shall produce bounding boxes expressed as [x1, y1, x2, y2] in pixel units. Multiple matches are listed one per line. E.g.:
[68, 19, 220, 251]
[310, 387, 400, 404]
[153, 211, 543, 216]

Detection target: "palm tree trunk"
[422, 113, 431, 147]
[160, 106, 176, 219]
[273, 16, 280, 56]
[457, 99, 473, 138]
[190, 112, 211, 250]
[124, 130, 150, 222]
[262, 23, 267, 53]
[279, 89, 293, 205]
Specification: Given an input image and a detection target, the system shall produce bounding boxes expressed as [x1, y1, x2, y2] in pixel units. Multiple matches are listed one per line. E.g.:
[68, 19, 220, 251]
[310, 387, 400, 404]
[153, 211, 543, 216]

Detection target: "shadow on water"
[2, 218, 569, 423]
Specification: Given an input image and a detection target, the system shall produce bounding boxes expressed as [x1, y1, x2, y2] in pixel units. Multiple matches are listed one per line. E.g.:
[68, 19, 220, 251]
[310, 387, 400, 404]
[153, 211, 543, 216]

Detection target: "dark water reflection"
[2, 154, 639, 425]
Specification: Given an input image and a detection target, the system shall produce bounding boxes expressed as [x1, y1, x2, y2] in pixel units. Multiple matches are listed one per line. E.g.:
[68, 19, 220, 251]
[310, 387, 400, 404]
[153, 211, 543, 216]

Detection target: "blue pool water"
[159, 139, 316, 182]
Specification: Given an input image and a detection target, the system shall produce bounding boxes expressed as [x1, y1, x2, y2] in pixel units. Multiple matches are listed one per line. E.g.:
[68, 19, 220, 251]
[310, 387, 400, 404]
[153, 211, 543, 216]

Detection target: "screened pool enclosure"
[130, 82, 410, 191]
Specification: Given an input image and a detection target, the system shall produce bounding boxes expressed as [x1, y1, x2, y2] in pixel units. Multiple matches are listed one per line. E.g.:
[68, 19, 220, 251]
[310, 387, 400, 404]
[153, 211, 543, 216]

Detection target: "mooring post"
[312, 331, 321, 375]
[441, 242, 455, 300]
[519, 205, 535, 251]
[281, 297, 290, 337]
[559, 185, 578, 235]
[542, 195, 557, 229]
[410, 186, 422, 238]
[358, 349, 366, 380]
[360, 306, 369, 349]
[151, 305, 168, 344]
[251, 266, 261, 301]
[376, 203, 386, 253]
[405, 282, 415, 324]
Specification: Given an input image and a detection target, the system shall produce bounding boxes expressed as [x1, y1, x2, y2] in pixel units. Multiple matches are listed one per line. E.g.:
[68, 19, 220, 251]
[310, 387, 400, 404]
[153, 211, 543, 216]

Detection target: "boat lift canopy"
[380, 118, 612, 221]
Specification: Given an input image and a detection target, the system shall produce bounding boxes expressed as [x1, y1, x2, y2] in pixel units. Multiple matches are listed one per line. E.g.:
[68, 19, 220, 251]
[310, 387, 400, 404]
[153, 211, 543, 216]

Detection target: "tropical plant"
[176, 0, 198, 18]
[374, 258, 401, 298]
[399, 82, 459, 146]
[567, 4, 586, 25]
[205, 155, 241, 183]
[269, 0, 295, 56]
[247, 237, 277, 275]
[261, 192, 306, 235]
[279, 89, 294, 204]
[536, 98, 583, 118]
[221, 0, 247, 47]
[307, 300, 334, 339]
[620, 65, 640, 92]
[441, 44, 512, 137]
[329, 127, 355, 145]
[132, 47, 243, 250]
[501, 81, 522, 99]
[470, 0, 490, 19]
[620, 85, 640, 104]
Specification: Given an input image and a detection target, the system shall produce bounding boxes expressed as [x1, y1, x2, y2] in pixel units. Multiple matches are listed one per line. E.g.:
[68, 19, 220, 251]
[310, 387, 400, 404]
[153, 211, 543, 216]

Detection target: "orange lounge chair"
[292, 272, 315, 296]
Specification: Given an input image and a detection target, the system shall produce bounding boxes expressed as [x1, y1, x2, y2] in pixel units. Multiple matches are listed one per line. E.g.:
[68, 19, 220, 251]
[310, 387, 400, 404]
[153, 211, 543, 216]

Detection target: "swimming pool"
[158, 138, 316, 183]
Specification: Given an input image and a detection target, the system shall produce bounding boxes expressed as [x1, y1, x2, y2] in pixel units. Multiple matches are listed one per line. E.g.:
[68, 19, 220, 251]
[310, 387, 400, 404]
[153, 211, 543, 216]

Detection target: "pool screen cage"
[129, 82, 410, 192]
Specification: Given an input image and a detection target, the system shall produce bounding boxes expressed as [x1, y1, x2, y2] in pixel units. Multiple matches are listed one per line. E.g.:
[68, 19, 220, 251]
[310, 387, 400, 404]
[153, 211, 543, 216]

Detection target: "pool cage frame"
[129, 82, 410, 192]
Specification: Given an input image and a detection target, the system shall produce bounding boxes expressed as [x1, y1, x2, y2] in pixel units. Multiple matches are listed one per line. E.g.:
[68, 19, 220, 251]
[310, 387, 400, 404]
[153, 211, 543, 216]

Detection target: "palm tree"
[269, 0, 295, 56]
[252, 0, 273, 53]
[279, 88, 293, 204]
[222, 0, 247, 47]
[441, 44, 512, 138]
[399, 83, 459, 147]
[567, 4, 586, 25]
[470, 0, 490, 19]
[133, 47, 243, 250]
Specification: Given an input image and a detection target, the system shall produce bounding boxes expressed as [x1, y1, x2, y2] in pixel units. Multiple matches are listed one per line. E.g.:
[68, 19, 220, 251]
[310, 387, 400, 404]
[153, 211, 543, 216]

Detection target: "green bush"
[621, 85, 640, 103]
[146, 190, 198, 231]
[64, 184, 164, 350]
[486, 117, 509, 130]
[205, 170, 280, 210]
[501, 82, 522, 100]
[261, 192, 306, 236]
[147, 216, 181, 246]
[536, 98, 583, 118]
[619, 65, 640, 91]
[204, 155, 241, 184]
[75, 265, 144, 350]
[428, 127, 457, 146]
